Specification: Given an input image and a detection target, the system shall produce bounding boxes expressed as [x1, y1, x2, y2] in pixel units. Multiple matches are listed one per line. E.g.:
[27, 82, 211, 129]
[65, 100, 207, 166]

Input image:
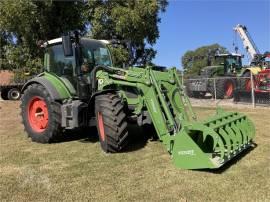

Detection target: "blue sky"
[153, 0, 270, 69]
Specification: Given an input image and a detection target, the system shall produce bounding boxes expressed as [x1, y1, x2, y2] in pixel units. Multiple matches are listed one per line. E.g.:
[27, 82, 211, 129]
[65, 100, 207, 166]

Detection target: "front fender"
[243, 67, 261, 75]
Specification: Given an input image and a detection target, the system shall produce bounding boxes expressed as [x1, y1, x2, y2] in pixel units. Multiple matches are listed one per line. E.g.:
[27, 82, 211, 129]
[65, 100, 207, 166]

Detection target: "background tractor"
[186, 53, 244, 99]
[20, 33, 255, 169]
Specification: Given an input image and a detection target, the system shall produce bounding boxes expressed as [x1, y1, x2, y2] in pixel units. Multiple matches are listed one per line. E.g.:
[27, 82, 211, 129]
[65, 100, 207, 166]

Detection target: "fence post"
[181, 71, 184, 85]
[213, 78, 217, 101]
[250, 73, 255, 108]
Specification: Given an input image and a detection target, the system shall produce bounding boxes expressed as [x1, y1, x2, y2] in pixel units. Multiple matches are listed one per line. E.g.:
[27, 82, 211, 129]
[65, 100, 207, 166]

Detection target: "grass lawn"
[0, 101, 269, 201]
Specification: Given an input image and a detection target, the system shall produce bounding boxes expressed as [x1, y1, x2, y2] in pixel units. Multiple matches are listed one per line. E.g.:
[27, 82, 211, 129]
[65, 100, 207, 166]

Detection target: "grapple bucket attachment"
[171, 111, 255, 169]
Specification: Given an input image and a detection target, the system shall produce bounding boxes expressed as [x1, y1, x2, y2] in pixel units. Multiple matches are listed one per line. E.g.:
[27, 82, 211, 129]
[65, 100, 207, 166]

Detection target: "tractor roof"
[216, 53, 242, 57]
[43, 37, 110, 47]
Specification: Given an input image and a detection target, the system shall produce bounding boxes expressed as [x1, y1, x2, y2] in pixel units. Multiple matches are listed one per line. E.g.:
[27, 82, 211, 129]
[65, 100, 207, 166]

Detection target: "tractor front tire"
[21, 84, 62, 143]
[95, 93, 129, 152]
[184, 81, 193, 98]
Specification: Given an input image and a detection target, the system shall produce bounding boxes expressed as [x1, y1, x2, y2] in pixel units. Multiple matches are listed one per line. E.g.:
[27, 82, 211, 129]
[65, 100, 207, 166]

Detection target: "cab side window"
[48, 44, 75, 77]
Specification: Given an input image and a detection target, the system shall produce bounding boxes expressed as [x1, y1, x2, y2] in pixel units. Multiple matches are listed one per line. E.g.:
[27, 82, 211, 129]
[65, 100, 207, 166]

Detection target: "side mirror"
[62, 35, 73, 57]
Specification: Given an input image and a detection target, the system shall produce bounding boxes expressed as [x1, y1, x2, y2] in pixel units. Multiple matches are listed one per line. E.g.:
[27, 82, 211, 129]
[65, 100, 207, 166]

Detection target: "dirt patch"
[189, 97, 269, 109]
[0, 70, 14, 85]
[0, 101, 23, 134]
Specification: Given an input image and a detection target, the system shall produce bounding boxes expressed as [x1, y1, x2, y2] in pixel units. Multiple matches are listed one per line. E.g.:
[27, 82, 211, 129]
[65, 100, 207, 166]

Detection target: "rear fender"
[21, 77, 71, 101]
[242, 67, 261, 75]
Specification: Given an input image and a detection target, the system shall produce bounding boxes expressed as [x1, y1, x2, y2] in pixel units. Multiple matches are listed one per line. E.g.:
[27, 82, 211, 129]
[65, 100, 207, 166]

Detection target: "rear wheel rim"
[225, 81, 234, 97]
[97, 112, 105, 141]
[28, 96, 49, 132]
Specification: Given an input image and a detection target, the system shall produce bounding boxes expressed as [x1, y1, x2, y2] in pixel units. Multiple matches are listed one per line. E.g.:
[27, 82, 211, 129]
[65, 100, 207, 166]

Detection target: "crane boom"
[234, 24, 260, 62]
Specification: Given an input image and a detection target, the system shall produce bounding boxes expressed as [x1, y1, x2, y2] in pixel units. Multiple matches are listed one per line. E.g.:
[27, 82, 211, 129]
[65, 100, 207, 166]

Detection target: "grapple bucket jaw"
[171, 111, 255, 169]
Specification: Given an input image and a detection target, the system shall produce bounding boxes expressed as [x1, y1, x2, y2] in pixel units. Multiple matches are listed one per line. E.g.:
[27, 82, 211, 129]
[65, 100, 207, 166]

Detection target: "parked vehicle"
[0, 70, 23, 100]
[186, 53, 245, 99]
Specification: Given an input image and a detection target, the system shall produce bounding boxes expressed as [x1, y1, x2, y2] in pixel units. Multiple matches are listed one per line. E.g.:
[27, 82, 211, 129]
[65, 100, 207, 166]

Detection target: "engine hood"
[200, 65, 222, 76]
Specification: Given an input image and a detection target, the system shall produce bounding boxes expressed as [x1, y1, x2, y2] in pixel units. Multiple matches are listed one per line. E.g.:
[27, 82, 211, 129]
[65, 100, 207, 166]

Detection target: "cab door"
[45, 43, 77, 95]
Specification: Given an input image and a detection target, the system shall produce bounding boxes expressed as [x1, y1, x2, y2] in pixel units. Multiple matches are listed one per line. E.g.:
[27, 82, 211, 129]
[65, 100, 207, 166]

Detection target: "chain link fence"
[182, 73, 270, 107]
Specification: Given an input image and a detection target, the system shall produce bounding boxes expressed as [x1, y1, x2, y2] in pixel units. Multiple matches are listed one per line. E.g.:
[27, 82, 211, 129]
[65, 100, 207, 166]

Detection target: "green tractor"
[186, 53, 245, 99]
[20, 34, 255, 169]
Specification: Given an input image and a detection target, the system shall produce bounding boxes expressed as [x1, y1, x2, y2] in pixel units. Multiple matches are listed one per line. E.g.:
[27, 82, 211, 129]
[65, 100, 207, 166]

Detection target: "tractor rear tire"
[240, 71, 252, 92]
[209, 78, 236, 99]
[20, 83, 62, 143]
[95, 93, 129, 152]
[7, 88, 21, 100]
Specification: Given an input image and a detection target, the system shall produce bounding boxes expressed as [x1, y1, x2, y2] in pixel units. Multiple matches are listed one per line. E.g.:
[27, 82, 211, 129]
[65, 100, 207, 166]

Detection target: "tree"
[0, 0, 86, 70]
[0, 0, 168, 71]
[86, 0, 168, 67]
[182, 44, 227, 76]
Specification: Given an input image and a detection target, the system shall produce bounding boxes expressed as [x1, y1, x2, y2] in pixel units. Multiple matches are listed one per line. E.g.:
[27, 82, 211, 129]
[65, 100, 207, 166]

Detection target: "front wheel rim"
[28, 96, 49, 133]
[97, 112, 105, 141]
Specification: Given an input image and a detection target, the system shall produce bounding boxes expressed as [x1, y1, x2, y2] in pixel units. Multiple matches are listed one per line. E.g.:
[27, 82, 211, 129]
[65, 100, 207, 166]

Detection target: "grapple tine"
[239, 119, 250, 144]
[218, 127, 232, 156]
[236, 120, 246, 145]
[231, 122, 244, 148]
[245, 118, 255, 140]
[225, 125, 238, 151]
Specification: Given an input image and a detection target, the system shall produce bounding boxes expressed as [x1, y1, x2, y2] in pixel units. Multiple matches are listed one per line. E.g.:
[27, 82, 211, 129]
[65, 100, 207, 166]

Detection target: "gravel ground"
[189, 97, 269, 109]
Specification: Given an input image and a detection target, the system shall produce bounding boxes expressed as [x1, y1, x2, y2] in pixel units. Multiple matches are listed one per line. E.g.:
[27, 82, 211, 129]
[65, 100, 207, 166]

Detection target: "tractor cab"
[43, 37, 112, 98]
[214, 53, 243, 74]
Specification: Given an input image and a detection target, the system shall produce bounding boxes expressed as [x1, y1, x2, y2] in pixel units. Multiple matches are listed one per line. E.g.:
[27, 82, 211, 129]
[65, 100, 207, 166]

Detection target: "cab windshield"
[80, 39, 112, 67]
[225, 56, 242, 69]
[45, 39, 112, 78]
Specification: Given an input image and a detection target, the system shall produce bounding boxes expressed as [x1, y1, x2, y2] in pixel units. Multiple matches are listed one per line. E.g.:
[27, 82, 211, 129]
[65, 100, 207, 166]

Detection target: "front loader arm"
[96, 67, 196, 150]
[96, 66, 255, 169]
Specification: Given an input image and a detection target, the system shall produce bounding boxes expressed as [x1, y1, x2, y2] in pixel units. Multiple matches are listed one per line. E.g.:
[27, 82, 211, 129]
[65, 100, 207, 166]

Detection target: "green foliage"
[108, 45, 130, 67]
[182, 44, 227, 76]
[0, 0, 86, 71]
[0, 0, 168, 72]
[87, 0, 168, 67]
[0, 45, 41, 82]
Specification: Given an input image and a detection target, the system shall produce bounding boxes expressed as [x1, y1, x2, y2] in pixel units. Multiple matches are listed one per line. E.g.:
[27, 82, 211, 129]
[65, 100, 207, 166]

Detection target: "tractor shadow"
[191, 94, 213, 100]
[59, 123, 154, 152]
[59, 127, 99, 143]
[195, 142, 257, 174]
[121, 124, 155, 153]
